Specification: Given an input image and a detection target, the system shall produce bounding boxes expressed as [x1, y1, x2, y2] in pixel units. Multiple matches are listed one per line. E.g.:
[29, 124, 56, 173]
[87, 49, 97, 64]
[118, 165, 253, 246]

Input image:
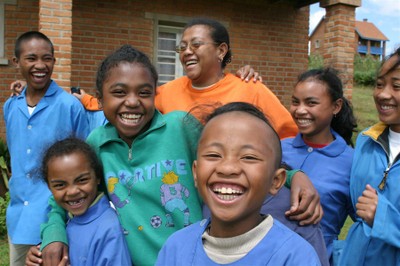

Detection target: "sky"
[310, 0, 400, 56]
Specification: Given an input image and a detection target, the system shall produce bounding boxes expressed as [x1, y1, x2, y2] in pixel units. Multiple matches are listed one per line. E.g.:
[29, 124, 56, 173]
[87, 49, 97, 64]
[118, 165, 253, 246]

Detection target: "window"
[0, 0, 17, 65]
[315, 40, 320, 49]
[156, 24, 184, 86]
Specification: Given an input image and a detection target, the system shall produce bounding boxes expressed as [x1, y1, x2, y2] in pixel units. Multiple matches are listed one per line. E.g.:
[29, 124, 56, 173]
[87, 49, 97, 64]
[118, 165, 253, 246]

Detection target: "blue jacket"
[67, 194, 131, 265]
[156, 218, 321, 265]
[339, 123, 400, 265]
[3, 81, 89, 244]
[281, 130, 355, 258]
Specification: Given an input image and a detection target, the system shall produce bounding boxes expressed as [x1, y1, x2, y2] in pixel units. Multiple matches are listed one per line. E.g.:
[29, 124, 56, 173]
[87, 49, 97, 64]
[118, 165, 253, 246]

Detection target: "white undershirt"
[27, 106, 36, 115]
[202, 215, 273, 264]
[388, 128, 400, 163]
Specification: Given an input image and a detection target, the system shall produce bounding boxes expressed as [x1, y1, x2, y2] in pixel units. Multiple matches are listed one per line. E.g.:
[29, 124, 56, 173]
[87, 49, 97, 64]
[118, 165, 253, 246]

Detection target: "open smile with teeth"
[120, 113, 142, 124]
[67, 198, 85, 206]
[33, 73, 46, 77]
[212, 186, 244, 201]
[185, 60, 197, 67]
[296, 118, 313, 126]
[380, 104, 396, 110]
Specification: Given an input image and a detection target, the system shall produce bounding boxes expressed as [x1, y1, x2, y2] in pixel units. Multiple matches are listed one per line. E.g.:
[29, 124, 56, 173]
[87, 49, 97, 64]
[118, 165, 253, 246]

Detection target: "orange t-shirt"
[156, 73, 297, 139]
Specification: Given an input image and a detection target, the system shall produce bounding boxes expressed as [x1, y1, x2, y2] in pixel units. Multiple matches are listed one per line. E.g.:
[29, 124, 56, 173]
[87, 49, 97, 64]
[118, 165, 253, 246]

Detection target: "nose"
[216, 157, 241, 177]
[182, 45, 194, 55]
[294, 104, 307, 115]
[66, 184, 80, 196]
[124, 94, 140, 108]
[375, 84, 392, 100]
[34, 59, 47, 69]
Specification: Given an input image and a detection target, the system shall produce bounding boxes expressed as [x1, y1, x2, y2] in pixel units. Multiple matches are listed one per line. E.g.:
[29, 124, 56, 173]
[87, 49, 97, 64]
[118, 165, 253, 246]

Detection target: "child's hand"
[356, 184, 378, 227]
[285, 171, 323, 225]
[25, 244, 42, 266]
[71, 88, 87, 100]
[10, 80, 26, 96]
[41, 242, 69, 266]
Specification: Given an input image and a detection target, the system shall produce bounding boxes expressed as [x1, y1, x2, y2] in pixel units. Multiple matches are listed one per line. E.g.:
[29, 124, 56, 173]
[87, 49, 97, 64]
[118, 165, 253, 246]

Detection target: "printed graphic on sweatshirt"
[160, 171, 191, 227]
[104, 158, 193, 229]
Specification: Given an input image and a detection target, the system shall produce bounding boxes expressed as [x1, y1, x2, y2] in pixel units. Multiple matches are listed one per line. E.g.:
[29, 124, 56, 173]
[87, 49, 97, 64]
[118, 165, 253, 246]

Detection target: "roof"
[355, 20, 389, 41]
[309, 17, 389, 42]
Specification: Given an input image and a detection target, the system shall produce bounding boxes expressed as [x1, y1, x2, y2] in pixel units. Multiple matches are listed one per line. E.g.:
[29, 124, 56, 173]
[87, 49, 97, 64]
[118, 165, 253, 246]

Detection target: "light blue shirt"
[281, 130, 355, 258]
[3, 80, 89, 244]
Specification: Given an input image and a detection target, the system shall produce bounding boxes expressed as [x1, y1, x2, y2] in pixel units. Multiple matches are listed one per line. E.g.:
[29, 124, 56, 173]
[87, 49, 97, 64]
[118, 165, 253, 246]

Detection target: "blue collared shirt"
[3, 80, 89, 244]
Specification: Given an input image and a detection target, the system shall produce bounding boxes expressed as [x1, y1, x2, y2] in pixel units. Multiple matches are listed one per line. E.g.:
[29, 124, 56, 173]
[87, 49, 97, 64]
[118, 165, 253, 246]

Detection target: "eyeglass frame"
[175, 41, 219, 53]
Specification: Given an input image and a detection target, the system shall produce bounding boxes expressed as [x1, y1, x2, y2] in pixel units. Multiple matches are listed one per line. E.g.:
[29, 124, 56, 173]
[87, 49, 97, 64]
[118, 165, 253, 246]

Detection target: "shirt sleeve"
[81, 94, 100, 111]
[40, 196, 68, 250]
[369, 192, 400, 248]
[253, 84, 298, 139]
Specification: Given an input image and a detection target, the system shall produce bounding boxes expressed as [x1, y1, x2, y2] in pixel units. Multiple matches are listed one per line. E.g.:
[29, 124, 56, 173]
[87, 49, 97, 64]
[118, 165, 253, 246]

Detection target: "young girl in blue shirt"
[281, 68, 357, 262]
[26, 138, 131, 266]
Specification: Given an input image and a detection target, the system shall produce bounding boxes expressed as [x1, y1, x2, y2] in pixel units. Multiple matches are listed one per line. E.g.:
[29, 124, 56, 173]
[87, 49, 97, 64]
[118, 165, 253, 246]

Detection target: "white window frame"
[315, 40, 320, 49]
[156, 24, 184, 85]
[145, 13, 190, 85]
[0, 0, 17, 65]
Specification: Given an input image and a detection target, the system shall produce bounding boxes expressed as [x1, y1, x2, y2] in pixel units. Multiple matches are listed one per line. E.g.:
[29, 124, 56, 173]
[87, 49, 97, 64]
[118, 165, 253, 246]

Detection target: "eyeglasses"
[175, 41, 218, 53]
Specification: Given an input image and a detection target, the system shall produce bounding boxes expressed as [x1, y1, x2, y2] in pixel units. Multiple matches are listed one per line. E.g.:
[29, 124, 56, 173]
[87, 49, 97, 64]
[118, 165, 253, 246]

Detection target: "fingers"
[356, 184, 378, 227]
[71, 92, 83, 100]
[286, 189, 323, 225]
[57, 256, 69, 266]
[9, 80, 26, 97]
[42, 242, 68, 266]
[25, 245, 42, 266]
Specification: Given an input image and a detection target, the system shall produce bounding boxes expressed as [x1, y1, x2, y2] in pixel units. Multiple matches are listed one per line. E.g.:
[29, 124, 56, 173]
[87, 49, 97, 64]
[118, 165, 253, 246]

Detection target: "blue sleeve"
[369, 192, 400, 248]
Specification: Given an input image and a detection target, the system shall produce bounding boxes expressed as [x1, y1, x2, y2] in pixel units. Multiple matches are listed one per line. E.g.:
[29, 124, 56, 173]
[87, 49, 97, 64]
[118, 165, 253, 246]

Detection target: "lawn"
[0, 85, 379, 263]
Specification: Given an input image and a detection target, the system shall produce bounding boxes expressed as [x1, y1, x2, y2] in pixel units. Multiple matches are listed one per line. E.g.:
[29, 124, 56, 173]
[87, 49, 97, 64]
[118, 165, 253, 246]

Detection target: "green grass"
[0, 85, 379, 260]
[0, 235, 8, 266]
[352, 85, 379, 135]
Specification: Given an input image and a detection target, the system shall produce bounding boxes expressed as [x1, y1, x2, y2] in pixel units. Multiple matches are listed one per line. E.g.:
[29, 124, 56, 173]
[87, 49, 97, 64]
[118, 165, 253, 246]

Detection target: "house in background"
[310, 17, 389, 59]
[356, 19, 389, 59]
[0, 0, 361, 139]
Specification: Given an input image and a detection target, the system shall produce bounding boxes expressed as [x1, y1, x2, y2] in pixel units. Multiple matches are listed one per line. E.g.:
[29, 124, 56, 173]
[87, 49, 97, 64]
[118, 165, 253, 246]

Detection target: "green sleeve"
[40, 196, 68, 250]
[284, 169, 299, 188]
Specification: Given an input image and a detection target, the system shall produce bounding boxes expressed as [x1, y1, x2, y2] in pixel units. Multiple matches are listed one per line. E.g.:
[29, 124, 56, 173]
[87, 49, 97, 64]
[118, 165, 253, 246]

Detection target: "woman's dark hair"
[184, 18, 232, 68]
[41, 138, 105, 191]
[15, 31, 54, 58]
[96, 44, 158, 98]
[296, 68, 357, 147]
[204, 102, 282, 168]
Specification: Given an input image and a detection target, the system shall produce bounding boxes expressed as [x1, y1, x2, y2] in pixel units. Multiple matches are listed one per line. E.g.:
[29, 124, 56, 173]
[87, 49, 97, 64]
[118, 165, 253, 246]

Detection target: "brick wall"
[323, 3, 356, 100]
[0, 0, 310, 139]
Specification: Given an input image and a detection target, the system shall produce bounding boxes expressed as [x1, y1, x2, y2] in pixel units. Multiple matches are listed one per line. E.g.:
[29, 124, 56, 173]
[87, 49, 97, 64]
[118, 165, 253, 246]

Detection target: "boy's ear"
[95, 91, 103, 110]
[269, 168, 286, 196]
[192, 160, 198, 188]
[12, 57, 19, 67]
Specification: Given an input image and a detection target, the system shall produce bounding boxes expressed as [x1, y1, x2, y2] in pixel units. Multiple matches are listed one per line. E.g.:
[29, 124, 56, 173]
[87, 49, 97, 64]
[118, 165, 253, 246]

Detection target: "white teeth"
[33, 73, 46, 77]
[186, 60, 197, 66]
[213, 187, 242, 195]
[297, 119, 312, 125]
[381, 105, 394, 110]
[120, 113, 141, 124]
[216, 194, 238, 201]
[67, 198, 84, 206]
